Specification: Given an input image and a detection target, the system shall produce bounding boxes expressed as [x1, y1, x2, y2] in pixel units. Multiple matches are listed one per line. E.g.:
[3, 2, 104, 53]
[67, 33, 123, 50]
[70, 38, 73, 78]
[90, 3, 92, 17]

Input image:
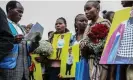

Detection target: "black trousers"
[56, 48, 62, 59]
[48, 67, 60, 80]
[29, 71, 35, 80]
[65, 64, 72, 75]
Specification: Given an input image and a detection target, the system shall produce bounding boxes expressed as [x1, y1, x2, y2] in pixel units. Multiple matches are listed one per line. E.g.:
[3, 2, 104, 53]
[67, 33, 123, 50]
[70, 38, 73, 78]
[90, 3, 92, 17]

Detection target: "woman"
[69, 14, 88, 80]
[102, 10, 116, 80]
[80, 1, 111, 80]
[71, 14, 88, 46]
[102, 10, 114, 23]
[48, 17, 69, 80]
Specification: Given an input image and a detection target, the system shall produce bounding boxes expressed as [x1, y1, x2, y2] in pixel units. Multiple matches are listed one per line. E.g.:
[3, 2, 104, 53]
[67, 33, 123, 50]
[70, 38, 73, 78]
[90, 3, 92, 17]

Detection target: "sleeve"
[0, 8, 14, 61]
[69, 34, 76, 46]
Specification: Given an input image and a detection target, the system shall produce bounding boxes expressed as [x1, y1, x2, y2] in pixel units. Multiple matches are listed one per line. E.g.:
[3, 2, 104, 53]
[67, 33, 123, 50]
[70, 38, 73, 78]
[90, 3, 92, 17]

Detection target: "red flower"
[88, 23, 109, 43]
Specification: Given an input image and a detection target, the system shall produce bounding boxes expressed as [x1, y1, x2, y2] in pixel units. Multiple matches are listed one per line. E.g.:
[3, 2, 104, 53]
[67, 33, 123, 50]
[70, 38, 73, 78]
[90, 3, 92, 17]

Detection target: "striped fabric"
[81, 17, 111, 80]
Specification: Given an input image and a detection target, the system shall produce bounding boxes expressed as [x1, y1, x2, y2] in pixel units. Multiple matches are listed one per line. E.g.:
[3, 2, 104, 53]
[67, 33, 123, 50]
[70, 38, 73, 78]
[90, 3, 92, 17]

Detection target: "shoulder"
[70, 34, 76, 46]
[100, 19, 111, 28]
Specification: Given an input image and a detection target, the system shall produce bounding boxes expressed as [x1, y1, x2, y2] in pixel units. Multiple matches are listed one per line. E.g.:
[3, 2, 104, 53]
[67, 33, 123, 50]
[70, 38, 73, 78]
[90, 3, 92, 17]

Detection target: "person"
[68, 14, 88, 80]
[40, 31, 54, 80]
[116, 1, 133, 80]
[0, 1, 40, 80]
[102, 10, 114, 23]
[56, 35, 65, 60]
[29, 60, 36, 80]
[24, 24, 36, 80]
[70, 14, 88, 46]
[65, 47, 73, 75]
[121, 0, 133, 7]
[48, 31, 54, 42]
[80, 0, 111, 80]
[121, 1, 133, 80]
[102, 10, 116, 80]
[25, 23, 33, 34]
[0, 7, 14, 62]
[48, 17, 70, 80]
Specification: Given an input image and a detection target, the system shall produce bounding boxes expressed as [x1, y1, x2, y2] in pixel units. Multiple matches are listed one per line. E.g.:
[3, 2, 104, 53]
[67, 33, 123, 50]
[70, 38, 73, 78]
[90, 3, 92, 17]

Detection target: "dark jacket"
[0, 8, 14, 62]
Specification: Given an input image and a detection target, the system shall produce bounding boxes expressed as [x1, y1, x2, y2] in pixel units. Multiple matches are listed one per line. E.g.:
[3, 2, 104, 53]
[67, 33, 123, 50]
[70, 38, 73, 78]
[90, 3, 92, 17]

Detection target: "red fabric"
[29, 62, 35, 71]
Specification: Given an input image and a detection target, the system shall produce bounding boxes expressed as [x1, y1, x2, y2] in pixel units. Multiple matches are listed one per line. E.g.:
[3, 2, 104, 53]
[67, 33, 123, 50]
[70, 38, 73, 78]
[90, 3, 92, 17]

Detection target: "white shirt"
[67, 54, 73, 65]
[57, 39, 65, 48]
[8, 19, 24, 35]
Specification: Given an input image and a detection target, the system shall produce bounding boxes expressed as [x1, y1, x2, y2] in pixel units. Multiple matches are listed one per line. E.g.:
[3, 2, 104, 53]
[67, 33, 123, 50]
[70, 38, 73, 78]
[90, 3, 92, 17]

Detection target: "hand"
[58, 73, 63, 78]
[80, 40, 88, 49]
[14, 34, 24, 43]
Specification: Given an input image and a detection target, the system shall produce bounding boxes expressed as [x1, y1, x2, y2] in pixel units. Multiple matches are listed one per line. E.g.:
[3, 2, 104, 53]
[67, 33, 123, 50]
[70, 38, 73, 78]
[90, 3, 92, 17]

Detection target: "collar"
[7, 18, 20, 26]
[89, 17, 104, 26]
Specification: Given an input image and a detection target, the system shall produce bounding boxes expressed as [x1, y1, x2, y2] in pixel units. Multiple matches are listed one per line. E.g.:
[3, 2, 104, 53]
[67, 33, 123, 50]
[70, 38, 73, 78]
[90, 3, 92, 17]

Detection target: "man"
[0, 1, 40, 80]
[0, 8, 14, 62]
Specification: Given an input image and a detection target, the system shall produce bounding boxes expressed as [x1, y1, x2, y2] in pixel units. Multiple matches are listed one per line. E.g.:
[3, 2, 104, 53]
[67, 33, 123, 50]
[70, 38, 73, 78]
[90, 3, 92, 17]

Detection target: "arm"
[0, 8, 14, 61]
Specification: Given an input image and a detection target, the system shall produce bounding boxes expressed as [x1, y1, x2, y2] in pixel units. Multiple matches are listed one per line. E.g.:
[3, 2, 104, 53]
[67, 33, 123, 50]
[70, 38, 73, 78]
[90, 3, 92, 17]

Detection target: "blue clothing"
[0, 22, 19, 69]
[70, 34, 77, 46]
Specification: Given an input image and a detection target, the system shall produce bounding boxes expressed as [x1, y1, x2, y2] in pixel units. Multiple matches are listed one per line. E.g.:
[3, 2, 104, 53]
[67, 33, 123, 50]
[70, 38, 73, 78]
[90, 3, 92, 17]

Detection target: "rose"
[88, 23, 109, 43]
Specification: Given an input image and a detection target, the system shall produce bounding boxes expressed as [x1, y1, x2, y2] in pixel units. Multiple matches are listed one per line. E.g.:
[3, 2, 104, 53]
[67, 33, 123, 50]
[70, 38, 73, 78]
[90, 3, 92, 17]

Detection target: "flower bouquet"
[87, 23, 109, 54]
[33, 40, 53, 57]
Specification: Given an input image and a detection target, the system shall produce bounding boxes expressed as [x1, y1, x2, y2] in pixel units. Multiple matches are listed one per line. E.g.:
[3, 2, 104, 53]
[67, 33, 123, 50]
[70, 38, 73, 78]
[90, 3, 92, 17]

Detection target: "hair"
[122, 1, 133, 7]
[86, 0, 101, 10]
[48, 31, 54, 37]
[102, 10, 114, 22]
[6, 1, 21, 13]
[27, 23, 33, 28]
[74, 14, 84, 33]
[57, 17, 67, 26]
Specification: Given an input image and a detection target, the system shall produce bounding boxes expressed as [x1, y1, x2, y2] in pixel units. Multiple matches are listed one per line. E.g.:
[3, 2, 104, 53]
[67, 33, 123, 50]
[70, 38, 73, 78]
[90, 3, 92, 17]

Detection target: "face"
[55, 19, 66, 33]
[84, 2, 99, 20]
[109, 13, 114, 23]
[61, 35, 64, 39]
[8, 3, 24, 23]
[75, 15, 88, 32]
[69, 49, 72, 53]
[26, 24, 32, 33]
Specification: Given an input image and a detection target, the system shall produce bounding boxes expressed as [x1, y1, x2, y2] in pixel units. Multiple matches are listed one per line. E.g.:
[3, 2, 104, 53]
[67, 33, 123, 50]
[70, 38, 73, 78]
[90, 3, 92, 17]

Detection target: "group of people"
[0, 0, 133, 80]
